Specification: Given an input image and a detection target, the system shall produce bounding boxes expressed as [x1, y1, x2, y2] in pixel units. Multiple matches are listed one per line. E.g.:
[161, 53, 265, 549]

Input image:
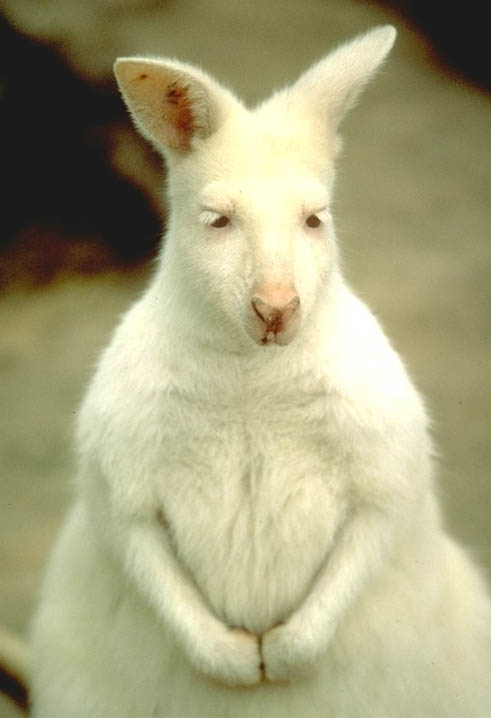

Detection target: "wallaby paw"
[193, 625, 262, 687]
[261, 621, 318, 683]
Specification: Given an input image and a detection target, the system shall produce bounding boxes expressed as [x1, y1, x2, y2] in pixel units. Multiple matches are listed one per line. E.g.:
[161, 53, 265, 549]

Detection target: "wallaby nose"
[250, 287, 300, 335]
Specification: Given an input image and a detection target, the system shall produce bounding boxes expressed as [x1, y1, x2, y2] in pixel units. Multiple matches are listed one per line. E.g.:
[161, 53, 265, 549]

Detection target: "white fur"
[30, 26, 491, 717]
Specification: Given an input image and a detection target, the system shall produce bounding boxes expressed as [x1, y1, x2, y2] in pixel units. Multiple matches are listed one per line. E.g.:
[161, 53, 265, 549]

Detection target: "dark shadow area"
[0, 668, 28, 714]
[381, 0, 491, 90]
[0, 13, 162, 286]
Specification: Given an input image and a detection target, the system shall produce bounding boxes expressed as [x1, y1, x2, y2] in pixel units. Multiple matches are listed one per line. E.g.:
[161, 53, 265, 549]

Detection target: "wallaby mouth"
[248, 320, 300, 347]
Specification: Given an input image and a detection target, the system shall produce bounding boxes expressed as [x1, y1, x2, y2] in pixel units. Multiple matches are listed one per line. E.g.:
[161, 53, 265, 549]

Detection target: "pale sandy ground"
[1, 1, 490, 715]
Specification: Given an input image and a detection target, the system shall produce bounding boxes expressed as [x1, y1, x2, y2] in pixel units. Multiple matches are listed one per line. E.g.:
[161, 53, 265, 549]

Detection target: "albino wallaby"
[30, 26, 491, 717]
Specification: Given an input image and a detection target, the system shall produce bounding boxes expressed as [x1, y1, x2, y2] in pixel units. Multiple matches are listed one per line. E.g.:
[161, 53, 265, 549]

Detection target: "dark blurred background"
[1, 0, 490, 285]
[1, 1, 490, 714]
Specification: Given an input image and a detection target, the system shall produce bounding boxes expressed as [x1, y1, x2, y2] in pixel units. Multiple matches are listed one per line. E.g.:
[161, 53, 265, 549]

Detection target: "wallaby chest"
[154, 389, 349, 631]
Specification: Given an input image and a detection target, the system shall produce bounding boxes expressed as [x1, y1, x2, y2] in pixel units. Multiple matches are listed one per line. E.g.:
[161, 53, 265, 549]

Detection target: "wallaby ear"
[292, 25, 396, 132]
[114, 58, 237, 154]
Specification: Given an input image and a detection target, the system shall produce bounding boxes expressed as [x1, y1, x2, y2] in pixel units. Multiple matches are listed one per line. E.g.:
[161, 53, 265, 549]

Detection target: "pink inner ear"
[163, 82, 195, 152]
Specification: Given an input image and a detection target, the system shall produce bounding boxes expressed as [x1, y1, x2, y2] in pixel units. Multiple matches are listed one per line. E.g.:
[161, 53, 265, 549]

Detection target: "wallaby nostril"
[287, 296, 300, 313]
[251, 297, 274, 324]
[251, 297, 265, 314]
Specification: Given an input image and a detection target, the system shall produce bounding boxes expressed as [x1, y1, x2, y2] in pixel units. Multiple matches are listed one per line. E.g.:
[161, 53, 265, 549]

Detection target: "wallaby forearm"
[99, 508, 263, 685]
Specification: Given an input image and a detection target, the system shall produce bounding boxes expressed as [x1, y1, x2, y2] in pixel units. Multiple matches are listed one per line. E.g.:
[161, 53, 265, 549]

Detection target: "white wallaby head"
[114, 26, 396, 351]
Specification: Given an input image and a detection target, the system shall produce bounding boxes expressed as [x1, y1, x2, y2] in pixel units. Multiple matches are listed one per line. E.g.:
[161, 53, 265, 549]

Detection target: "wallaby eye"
[305, 214, 322, 229]
[210, 215, 230, 229]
